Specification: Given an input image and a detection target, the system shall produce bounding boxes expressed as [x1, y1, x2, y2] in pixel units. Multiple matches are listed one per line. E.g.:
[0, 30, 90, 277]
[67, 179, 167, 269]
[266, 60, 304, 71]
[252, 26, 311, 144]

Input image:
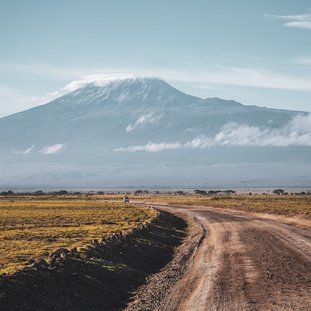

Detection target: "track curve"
[153, 204, 311, 311]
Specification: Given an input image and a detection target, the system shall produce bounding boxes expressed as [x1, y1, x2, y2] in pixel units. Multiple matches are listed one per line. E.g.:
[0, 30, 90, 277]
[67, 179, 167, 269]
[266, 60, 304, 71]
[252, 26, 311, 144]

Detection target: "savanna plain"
[0, 195, 156, 275]
[1, 193, 310, 276]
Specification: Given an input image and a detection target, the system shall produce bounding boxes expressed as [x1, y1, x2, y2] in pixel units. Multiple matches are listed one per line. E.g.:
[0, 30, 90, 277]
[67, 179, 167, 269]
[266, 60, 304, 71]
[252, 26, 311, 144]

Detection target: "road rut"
[143, 204, 311, 311]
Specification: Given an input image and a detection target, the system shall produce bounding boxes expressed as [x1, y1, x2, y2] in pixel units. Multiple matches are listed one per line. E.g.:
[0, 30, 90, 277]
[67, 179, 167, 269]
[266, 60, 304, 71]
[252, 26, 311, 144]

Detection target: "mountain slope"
[0, 78, 310, 188]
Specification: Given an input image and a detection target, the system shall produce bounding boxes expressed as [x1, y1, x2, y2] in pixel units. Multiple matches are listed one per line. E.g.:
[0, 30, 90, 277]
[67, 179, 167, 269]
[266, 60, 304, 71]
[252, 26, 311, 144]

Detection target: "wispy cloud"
[115, 142, 182, 152]
[14, 145, 35, 154]
[22, 90, 68, 108]
[186, 116, 311, 147]
[18, 73, 152, 109]
[22, 65, 311, 103]
[75, 67, 311, 92]
[193, 113, 311, 146]
[38, 67, 311, 110]
[160, 67, 311, 91]
[0, 62, 89, 80]
[126, 112, 162, 132]
[265, 13, 311, 30]
[62, 73, 143, 93]
[40, 144, 64, 154]
[115, 114, 311, 152]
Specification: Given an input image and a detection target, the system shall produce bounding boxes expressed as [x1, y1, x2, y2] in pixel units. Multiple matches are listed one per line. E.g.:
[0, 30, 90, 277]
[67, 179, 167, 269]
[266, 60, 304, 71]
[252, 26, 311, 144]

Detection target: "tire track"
[144, 204, 311, 311]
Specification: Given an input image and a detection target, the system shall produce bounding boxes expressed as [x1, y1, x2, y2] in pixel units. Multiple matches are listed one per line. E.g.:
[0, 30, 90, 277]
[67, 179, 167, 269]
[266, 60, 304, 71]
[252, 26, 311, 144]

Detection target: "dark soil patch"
[0, 211, 187, 311]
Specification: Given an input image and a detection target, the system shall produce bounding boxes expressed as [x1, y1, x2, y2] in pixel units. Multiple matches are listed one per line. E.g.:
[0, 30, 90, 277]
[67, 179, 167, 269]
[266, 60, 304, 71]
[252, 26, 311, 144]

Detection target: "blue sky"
[1, 0, 311, 117]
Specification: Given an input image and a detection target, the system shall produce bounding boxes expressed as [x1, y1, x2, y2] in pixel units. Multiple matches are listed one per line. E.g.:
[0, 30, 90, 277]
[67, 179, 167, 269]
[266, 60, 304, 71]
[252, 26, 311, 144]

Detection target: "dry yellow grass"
[208, 195, 311, 215]
[0, 195, 156, 275]
[151, 194, 311, 216]
[2, 193, 310, 275]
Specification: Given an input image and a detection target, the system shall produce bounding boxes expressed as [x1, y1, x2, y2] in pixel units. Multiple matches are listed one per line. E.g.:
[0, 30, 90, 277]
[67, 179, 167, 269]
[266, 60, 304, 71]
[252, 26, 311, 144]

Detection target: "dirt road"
[127, 204, 311, 311]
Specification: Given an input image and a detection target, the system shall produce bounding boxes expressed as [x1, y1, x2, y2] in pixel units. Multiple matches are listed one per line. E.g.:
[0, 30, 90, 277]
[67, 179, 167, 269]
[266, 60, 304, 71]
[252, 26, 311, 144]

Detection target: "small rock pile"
[26, 217, 156, 271]
[0, 210, 188, 311]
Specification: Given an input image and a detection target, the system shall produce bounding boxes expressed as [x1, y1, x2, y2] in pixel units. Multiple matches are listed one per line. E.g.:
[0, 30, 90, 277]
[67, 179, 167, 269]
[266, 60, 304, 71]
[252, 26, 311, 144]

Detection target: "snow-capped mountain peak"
[0, 77, 310, 188]
[53, 77, 196, 106]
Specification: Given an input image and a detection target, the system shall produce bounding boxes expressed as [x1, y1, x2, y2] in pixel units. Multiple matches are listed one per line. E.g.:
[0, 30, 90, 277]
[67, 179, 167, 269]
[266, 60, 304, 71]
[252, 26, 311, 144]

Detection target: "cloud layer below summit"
[116, 114, 311, 152]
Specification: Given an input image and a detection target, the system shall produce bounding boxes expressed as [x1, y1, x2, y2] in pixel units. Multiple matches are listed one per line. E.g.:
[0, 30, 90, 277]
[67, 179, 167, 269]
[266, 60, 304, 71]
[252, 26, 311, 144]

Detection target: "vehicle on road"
[123, 195, 129, 203]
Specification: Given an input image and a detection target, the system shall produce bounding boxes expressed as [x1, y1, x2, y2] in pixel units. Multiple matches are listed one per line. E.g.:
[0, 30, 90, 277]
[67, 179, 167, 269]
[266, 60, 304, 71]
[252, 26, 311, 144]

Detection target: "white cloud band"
[14, 145, 35, 154]
[126, 112, 162, 132]
[266, 13, 311, 30]
[115, 114, 311, 152]
[40, 144, 64, 154]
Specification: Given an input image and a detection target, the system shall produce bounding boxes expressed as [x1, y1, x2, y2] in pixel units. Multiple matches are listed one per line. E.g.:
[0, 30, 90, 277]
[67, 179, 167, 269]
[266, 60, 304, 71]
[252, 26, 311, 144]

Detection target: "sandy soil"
[126, 204, 311, 311]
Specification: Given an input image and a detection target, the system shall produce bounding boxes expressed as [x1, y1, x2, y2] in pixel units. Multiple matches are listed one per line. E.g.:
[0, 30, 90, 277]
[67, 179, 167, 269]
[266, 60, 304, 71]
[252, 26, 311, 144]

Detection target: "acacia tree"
[273, 189, 285, 195]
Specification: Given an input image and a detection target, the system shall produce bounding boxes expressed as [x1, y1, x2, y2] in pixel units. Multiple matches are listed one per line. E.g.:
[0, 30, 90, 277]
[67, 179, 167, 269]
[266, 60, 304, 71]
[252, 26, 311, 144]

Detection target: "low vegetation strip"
[0, 196, 156, 274]
[0, 211, 187, 311]
[160, 195, 311, 217]
[209, 195, 311, 216]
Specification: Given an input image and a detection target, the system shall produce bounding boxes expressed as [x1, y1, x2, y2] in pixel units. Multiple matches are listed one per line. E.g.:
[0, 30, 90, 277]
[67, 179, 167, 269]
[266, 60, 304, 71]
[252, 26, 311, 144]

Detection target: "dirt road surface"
[127, 204, 311, 311]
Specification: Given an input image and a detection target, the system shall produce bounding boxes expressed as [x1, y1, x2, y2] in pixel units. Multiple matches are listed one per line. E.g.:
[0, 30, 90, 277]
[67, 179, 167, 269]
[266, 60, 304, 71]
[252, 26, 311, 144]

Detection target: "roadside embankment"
[124, 208, 205, 311]
[0, 210, 187, 311]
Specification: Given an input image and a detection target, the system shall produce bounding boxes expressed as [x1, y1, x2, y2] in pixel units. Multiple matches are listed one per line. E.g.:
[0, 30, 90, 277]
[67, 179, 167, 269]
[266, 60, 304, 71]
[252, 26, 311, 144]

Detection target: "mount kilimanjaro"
[0, 77, 310, 189]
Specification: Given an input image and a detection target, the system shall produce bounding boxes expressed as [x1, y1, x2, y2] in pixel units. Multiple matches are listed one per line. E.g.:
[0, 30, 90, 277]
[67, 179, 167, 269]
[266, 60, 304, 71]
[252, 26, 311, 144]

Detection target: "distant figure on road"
[123, 195, 129, 203]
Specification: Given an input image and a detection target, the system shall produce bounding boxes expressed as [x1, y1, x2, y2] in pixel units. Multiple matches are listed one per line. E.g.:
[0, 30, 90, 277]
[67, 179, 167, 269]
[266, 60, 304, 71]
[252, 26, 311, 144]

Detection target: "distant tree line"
[194, 189, 236, 196]
[272, 189, 309, 195]
[0, 189, 310, 196]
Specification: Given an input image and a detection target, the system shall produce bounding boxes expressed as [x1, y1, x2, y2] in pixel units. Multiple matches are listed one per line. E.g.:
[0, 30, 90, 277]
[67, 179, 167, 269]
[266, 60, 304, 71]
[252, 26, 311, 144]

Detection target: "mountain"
[0, 77, 310, 189]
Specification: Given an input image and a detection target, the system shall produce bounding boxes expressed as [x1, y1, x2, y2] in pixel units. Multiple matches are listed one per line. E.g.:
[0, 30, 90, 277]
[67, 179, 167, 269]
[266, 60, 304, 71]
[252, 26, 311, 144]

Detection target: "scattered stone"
[49, 248, 70, 259]
[0, 211, 187, 311]
[28, 257, 49, 270]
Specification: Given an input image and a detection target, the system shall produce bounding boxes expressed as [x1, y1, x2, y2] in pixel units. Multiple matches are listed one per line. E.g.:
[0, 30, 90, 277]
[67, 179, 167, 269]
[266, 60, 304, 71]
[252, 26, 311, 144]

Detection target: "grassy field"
[150, 194, 311, 217]
[2, 193, 310, 275]
[208, 195, 311, 216]
[94, 193, 311, 217]
[0, 195, 156, 275]
[92, 193, 311, 216]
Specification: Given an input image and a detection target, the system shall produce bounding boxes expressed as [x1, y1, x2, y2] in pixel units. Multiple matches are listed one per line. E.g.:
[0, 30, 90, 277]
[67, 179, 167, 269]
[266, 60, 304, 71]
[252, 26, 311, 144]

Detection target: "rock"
[91, 239, 99, 246]
[49, 248, 70, 259]
[29, 257, 49, 269]
[70, 247, 78, 254]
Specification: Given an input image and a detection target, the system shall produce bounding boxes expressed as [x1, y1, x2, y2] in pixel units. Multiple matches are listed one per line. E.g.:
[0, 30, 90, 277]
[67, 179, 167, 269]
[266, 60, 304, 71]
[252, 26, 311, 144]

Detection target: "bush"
[273, 189, 285, 195]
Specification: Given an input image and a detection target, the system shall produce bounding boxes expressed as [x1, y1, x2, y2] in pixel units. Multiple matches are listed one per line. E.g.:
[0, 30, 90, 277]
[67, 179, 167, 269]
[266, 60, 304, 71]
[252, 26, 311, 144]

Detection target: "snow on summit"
[49, 76, 195, 107]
